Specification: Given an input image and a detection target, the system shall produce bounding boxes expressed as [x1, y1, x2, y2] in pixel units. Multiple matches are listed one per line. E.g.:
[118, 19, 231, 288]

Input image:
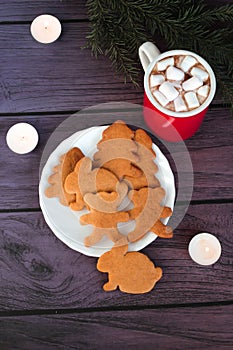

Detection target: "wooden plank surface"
[0, 23, 143, 114]
[0, 108, 232, 210]
[0, 0, 88, 22]
[0, 0, 230, 22]
[0, 203, 232, 311]
[0, 0, 232, 347]
[1, 305, 233, 350]
[0, 21, 227, 114]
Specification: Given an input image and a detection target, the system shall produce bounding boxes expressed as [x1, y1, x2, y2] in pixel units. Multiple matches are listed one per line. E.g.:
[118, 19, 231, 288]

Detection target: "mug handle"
[139, 42, 161, 72]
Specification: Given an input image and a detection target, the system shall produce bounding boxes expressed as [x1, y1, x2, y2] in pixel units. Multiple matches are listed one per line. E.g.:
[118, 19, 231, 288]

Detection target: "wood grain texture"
[0, 0, 229, 21]
[0, 21, 227, 114]
[0, 1, 232, 346]
[0, 22, 144, 114]
[0, 0, 88, 21]
[0, 203, 232, 311]
[1, 305, 233, 350]
[0, 108, 232, 210]
[184, 108, 233, 150]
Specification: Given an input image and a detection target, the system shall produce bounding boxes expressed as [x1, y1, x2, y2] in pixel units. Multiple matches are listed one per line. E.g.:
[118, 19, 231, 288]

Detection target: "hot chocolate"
[149, 54, 210, 112]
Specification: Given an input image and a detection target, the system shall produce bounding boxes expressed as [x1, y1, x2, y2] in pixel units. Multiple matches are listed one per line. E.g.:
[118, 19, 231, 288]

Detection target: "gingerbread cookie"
[65, 157, 119, 211]
[97, 159, 142, 180]
[133, 142, 159, 188]
[97, 244, 163, 294]
[45, 147, 84, 206]
[93, 122, 142, 180]
[127, 187, 173, 242]
[94, 137, 139, 165]
[124, 173, 160, 190]
[84, 181, 128, 213]
[134, 128, 156, 157]
[150, 213, 173, 239]
[80, 209, 129, 247]
[98, 120, 134, 145]
[122, 129, 159, 189]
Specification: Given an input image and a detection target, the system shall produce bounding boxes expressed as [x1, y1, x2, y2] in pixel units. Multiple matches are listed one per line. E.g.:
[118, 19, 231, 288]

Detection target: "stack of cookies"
[45, 120, 173, 294]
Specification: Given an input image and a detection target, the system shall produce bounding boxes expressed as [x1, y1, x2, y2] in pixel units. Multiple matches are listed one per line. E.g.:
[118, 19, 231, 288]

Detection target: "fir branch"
[194, 4, 233, 24]
[86, 0, 233, 107]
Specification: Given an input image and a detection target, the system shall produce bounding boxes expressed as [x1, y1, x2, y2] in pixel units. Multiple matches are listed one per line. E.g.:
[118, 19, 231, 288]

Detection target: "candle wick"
[44, 21, 49, 30]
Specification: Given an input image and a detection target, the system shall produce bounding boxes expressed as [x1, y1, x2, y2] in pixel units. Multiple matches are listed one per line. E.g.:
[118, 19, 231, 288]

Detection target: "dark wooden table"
[0, 1, 232, 349]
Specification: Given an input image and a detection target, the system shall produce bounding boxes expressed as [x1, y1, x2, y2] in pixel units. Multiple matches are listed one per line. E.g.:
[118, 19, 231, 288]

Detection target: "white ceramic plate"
[39, 126, 176, 257]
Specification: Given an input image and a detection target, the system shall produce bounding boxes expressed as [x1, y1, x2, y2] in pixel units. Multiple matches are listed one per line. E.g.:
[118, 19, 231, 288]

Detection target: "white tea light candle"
[6, 123, 39, 154]
[30, 14, 62, 44]
[188, 232, 221, 266]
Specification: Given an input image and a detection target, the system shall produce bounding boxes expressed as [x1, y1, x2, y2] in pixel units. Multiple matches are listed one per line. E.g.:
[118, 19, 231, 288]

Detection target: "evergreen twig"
[86, 0, 233, 107]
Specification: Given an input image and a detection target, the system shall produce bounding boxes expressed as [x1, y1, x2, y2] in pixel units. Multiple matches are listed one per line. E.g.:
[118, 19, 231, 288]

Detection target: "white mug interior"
[144, 49, 216, 118]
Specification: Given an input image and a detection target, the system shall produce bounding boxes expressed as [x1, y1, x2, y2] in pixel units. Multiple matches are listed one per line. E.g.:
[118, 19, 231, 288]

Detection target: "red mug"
[139, 42, 216, 142]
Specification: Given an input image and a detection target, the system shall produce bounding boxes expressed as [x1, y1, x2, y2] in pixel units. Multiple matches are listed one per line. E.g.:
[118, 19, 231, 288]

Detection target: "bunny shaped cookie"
[97, 244, 162, 294]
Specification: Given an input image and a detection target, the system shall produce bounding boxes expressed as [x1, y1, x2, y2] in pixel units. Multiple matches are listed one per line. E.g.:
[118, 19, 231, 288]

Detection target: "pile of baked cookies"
[45, 121, 173, 294]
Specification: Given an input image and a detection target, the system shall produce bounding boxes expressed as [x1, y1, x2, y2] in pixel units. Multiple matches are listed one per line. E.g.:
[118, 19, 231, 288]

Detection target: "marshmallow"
[191, 67, 209, 82]
[159, 81, 179, 102]
[171, 82, 182, 90]
[166, 66, 185, 81]
[184, 92, 200, 109]
[197, 84, 210, 98]
[174, 96, 188, 112]
[198, 95, 207, 105]
[157, 57, 174, 71]
[152, 90, 169, 107]
[150, 74, 165, 87]
[182, 76, 203, 91]
[179, 55, 197, 72]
